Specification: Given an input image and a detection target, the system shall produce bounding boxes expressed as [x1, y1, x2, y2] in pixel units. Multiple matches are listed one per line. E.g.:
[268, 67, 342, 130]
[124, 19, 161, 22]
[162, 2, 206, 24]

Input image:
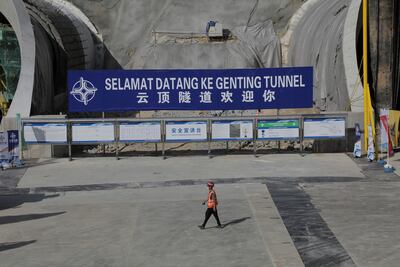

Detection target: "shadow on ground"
[0, 240, 36, 252]
[202, 217, 251, 229]
[0, 211, 66, 225]
[0, 193, 60, 210]
[222, 216, 251, 228]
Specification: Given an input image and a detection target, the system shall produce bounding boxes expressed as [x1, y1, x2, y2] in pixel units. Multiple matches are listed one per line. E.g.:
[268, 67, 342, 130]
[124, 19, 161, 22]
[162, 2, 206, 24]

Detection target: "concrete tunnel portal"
[0, 0, 373, 120]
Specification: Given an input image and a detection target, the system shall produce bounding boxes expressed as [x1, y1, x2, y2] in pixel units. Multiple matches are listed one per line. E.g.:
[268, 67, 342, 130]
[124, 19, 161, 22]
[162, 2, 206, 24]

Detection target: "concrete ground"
[0, 153, 399, 267]
[19, 154, 363, 187]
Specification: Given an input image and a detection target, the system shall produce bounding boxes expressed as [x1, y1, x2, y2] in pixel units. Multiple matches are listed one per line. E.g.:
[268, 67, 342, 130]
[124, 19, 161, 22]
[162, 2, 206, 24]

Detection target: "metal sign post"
[16, 113, 22, 161]
[18, 115, 25, 161]
[68, 121, 72, 161]
[102, 112, 106, 156]
[253, 118, 257, 157]
[162, 120, 166, 160]
[300, 116, 304, 155]
[207, 119, 212, 158]
[115, 121, 119, 160]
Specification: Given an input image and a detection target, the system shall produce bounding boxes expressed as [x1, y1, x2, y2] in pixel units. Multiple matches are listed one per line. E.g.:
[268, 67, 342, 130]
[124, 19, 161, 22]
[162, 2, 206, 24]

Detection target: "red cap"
[207, 181, 214, 187]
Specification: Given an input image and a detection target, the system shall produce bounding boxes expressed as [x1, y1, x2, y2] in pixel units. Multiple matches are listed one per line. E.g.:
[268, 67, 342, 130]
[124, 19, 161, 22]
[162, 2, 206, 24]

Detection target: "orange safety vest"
[207, 189, 218, 208]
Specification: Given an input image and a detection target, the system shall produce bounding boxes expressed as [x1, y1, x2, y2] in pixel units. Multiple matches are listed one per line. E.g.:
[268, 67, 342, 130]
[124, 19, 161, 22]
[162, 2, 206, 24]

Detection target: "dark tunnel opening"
[0, 13, 9, 25]
[25, 1, 88, 115]
[21, 0, 122, 117]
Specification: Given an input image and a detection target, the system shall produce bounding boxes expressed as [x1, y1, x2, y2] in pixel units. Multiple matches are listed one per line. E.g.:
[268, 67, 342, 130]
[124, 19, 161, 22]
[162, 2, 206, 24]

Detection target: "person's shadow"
[222, 216, 251, 228]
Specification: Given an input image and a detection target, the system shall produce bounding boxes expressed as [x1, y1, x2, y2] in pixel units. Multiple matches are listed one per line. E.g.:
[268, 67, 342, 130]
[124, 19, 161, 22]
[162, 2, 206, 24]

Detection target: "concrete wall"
[288, 0, 351, 112]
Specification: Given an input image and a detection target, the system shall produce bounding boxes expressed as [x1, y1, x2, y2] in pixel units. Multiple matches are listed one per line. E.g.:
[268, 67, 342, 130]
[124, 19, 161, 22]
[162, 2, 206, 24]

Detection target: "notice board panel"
[24, 123, 67, 144]
[303, 118, 346, 139]
[165, 121, 207, 142]
[72, 123, 115, 143]
[212, 120, 253, 141]
[257, 119, 299, 140]
[119, 121, 161, 142]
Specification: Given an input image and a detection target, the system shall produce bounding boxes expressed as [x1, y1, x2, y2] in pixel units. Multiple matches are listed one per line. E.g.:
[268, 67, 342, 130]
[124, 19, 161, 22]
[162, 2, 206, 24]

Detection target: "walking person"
[198, 181, 222, 229]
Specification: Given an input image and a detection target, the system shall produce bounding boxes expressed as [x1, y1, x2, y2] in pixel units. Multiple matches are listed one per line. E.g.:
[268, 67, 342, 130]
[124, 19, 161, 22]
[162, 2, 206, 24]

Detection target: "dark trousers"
[202, 208, 221, 227]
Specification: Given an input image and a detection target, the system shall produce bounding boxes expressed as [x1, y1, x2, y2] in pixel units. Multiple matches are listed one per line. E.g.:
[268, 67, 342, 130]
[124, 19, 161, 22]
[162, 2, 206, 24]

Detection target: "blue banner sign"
[0, 132, 9, 161]
[68, 67, 313, 112]
[0, 131, 19, 162]
[7, 130, 19, 160]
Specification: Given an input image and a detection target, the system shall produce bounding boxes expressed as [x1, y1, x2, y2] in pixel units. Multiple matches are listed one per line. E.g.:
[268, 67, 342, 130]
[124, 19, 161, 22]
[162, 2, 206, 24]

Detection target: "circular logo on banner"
[70, 77, 97, 105]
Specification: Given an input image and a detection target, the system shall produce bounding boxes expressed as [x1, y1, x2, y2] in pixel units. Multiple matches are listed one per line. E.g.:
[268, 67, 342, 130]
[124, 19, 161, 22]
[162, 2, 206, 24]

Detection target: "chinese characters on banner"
[68, 67, 313, 112]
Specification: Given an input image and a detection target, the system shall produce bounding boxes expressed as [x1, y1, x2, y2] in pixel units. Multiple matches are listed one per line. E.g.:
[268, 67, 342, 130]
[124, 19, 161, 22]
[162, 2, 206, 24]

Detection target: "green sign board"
[258, 120, 299, 129]
[257, 119, 300, 140]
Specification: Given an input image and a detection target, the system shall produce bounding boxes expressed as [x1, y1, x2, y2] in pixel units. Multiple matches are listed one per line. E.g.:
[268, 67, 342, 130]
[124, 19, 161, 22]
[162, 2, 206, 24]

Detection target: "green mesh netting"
[0, 24, 21, 102]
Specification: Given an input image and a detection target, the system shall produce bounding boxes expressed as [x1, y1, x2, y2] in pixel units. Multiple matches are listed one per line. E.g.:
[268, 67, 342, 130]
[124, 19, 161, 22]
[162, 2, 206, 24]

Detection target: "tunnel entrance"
[22, 0, 107, 116]
[29, 17, 68, 115]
